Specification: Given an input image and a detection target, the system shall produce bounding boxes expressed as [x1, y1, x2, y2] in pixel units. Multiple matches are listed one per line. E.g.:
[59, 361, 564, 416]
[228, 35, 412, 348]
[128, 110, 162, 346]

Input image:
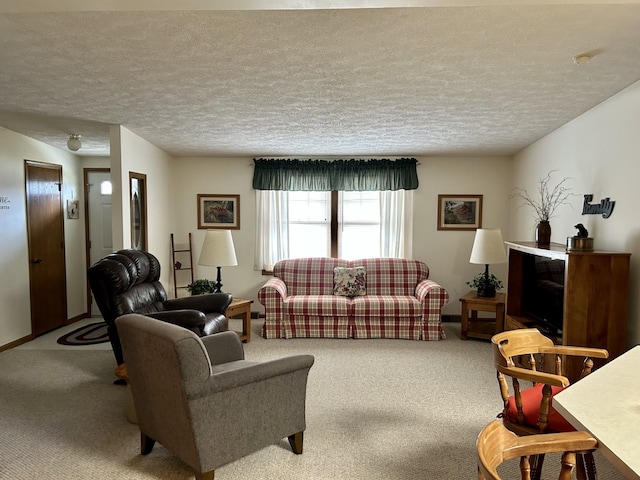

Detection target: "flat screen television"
[520, 252, 565, 336]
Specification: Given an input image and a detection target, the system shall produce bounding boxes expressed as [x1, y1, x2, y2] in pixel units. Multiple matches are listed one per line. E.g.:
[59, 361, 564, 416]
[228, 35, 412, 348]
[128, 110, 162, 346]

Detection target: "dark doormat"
[57, 322, 109, 346]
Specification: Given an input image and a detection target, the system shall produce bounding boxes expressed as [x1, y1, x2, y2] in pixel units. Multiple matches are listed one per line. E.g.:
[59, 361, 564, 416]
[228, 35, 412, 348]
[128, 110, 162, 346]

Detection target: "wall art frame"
[197, 194, 240, 230]
[437, 194, 483, 231]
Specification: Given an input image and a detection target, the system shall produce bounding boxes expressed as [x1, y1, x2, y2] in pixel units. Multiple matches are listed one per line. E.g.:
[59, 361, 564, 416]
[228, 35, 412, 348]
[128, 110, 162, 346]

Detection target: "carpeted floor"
[0, 321, 625, 479]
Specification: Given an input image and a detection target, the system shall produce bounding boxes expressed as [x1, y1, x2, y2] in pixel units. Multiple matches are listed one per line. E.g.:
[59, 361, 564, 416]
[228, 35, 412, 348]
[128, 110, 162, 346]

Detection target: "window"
[339, 191, 381, 260]
[100, 180, 112, 195]
[252, 158, 418, 270]
[287, 191, 381, 260]
[288, 191, 330, 259]
[254, 190, 412, 270]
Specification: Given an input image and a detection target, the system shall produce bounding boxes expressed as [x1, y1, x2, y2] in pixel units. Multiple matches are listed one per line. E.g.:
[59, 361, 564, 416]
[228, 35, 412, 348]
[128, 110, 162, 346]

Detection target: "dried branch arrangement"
[510, 170, 575, 222]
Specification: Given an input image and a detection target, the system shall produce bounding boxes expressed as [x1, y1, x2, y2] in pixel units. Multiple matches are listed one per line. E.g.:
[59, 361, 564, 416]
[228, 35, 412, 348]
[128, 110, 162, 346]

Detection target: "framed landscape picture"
[197, 194, 240, 230]
[437, 194, 483, 231]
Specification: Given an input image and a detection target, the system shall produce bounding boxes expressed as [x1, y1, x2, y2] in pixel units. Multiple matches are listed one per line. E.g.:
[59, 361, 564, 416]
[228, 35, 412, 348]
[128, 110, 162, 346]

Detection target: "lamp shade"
[469, 228, 507, 265]
[198, 230, 238, 267]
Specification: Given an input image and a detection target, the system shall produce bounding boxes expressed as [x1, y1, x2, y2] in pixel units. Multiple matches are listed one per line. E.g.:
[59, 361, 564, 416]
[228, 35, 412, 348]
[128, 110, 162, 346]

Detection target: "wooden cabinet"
[504, 241, 630, 380]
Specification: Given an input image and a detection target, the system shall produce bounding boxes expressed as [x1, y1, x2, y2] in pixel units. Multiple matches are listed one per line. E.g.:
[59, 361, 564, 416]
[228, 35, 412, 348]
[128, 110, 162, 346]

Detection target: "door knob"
[32, 258, 42, 264]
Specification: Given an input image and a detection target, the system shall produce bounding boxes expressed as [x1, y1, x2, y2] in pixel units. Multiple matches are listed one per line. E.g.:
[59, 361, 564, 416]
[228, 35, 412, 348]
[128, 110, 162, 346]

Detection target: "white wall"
[169, 155, 512, 315]
[110, 125, 174, 287]
[169, 158, 263, 302]
[511, 79, 640, 345]
[414, 156, 512, 314]
[0, 127, 87, 346]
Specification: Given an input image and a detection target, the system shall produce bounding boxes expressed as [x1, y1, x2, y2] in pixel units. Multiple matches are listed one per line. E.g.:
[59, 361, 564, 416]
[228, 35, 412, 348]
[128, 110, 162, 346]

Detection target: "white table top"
[553, 345, 640, 479]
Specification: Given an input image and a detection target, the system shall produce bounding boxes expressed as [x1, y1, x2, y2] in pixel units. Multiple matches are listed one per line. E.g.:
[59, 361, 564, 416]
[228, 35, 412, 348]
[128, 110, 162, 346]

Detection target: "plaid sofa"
[258, 258, 449, 340]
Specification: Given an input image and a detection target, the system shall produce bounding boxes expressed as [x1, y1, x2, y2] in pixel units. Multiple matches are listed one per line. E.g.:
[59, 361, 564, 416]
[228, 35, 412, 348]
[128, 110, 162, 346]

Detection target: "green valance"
[252, 158, 419, 191]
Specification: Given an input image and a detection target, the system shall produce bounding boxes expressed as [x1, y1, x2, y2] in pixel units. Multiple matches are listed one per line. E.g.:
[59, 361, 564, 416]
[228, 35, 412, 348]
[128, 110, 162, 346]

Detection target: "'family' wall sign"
[582, 194, 615, 218]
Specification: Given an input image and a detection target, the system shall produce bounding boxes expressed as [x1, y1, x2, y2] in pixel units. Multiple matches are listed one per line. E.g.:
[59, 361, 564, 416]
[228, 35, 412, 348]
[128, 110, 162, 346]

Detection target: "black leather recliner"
[88, 249, 232, 366]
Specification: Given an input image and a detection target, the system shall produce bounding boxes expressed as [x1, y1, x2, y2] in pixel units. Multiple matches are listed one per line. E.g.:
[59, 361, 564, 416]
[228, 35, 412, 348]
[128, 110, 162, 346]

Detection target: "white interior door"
[87, 170, 113, 317]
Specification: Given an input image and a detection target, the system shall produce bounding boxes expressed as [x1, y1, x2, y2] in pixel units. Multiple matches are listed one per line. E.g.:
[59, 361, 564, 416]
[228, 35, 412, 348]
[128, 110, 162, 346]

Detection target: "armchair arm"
[201, 331, 245, 365]
[164, 292, 232, 314]
[146, 309, 206, 330]
[512, 430, 598, 456]
[498, 364, 570, 388]
[194, 355, 315, 396]
[539, 345, 609, 359]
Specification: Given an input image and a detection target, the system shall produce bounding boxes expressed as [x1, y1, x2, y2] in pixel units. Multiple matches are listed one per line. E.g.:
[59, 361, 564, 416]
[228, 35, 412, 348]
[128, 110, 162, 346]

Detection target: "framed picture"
[437, 194, 483, 231]
[197, 194, 240, 230]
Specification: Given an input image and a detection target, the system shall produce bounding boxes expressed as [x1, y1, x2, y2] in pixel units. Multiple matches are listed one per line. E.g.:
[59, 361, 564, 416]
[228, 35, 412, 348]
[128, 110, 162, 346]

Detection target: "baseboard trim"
[0, 334, 35, 352]
[66, 312, 90, 325]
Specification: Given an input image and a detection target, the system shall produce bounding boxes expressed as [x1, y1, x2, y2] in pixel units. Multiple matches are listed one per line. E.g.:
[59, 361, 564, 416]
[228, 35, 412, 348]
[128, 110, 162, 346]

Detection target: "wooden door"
[25, 160, 68, 336]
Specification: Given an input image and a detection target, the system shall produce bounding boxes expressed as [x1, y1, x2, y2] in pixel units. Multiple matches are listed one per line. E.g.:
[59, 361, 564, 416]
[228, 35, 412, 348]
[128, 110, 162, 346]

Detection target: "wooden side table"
[459, 290, 505, 341]
[226, 298, 253, 343]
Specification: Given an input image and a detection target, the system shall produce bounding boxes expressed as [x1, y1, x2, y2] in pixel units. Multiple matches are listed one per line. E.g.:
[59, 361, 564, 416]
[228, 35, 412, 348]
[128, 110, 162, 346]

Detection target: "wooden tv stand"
[504, 241, 630, 381]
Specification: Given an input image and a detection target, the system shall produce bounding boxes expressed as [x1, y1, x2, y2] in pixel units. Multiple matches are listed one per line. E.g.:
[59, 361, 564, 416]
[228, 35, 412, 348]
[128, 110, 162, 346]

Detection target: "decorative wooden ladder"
[171, 233, 194, 297]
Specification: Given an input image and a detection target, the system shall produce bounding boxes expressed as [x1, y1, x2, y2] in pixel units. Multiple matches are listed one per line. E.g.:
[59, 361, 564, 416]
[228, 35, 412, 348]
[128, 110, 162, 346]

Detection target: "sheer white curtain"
[255, 189, 413, 269]
[254, 190, 289, 271]
[380, 190, 413, 258]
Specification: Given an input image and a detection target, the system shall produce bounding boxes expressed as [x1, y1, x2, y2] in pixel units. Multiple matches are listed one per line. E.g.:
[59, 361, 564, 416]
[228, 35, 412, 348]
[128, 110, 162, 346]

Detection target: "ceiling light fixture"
[67, 133, 82, 151]
[572, 53, 593, 65]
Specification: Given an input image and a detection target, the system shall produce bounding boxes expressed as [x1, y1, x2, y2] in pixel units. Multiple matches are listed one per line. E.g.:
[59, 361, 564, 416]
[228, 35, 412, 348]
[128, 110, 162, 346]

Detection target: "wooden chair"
[491, 328, 608, 480]
[477, 420, 598, 480]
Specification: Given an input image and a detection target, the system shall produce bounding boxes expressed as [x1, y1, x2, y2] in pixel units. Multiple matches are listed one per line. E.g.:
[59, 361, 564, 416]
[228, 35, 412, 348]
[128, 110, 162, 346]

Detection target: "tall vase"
[536, 220, 551, 246]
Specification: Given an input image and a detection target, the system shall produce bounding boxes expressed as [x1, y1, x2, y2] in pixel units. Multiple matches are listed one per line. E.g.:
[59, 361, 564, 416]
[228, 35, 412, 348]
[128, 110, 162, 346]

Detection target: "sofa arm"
[258, 277, 288, 304]
[164, 292, 232, 314]
[415, 279, 450, 307]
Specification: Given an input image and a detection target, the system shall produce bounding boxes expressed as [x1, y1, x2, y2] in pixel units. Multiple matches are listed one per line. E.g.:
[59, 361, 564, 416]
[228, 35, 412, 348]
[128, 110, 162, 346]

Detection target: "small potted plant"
[466, 272, 504, 298]
[186, 279, 216, 295]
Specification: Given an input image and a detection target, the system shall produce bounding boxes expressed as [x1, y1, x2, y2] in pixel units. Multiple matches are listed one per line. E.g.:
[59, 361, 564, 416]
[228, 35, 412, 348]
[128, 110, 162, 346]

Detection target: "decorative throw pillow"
[333, 266, 366, 297]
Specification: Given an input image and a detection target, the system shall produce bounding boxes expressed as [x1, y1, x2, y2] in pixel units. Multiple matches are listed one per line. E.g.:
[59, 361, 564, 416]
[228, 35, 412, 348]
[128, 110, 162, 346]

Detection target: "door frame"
[84, 167, 110, 314]
[129, 171, 148, 251]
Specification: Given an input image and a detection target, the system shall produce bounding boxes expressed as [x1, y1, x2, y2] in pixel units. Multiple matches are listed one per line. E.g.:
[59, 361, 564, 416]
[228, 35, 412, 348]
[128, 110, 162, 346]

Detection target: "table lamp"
[469, 228, 507, 297]
[198, 230, 238, 293]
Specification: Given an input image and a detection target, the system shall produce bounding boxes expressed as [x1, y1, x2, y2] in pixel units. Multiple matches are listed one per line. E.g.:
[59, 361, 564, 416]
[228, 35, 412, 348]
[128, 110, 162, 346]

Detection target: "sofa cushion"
[352, 258, 429, 295]
[283, 295, 350, 317]
[351, 295, 423, 318]
[275, 257, 348, 295]
[333, 266, 366, 297]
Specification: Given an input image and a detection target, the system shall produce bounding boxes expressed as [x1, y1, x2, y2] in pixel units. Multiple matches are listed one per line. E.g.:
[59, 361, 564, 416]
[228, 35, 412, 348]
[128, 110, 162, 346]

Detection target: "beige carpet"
[0, 322, 625, 479]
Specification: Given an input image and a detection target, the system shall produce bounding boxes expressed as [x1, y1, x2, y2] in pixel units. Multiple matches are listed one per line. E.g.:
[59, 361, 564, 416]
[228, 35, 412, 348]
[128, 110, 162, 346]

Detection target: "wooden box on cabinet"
[504, 241, 630, 381]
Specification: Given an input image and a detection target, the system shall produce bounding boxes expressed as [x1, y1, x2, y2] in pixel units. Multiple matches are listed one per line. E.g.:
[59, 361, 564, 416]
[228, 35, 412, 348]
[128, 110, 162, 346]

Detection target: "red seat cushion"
[504, 383, 575, 432]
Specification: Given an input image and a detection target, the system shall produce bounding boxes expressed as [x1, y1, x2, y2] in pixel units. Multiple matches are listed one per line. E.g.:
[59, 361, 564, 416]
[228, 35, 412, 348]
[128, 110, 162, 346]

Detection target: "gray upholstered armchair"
[116, 313, 315, 480]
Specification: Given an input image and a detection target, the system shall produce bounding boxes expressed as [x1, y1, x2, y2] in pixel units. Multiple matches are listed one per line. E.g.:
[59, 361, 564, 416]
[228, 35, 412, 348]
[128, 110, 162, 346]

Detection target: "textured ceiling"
[1, 3, 640, 157]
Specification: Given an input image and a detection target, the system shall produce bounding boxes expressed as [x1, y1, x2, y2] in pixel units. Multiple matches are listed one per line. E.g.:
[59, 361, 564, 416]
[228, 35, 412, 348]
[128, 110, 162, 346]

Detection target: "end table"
[226, 298, 253, 343]
[459, 290, 505, 341]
